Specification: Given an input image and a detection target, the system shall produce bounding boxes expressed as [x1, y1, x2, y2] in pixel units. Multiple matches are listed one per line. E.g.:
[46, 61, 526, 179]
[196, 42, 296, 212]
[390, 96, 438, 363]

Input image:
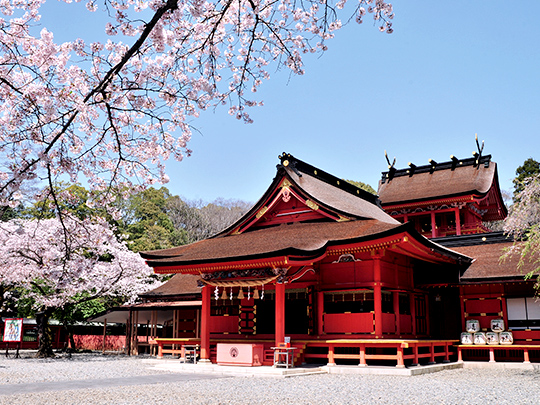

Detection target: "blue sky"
[42, 1, 540, 203]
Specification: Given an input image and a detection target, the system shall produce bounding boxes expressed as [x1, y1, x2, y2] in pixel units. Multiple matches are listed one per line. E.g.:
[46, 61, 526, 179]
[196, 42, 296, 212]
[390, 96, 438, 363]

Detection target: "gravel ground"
[1, 352, 540, 405]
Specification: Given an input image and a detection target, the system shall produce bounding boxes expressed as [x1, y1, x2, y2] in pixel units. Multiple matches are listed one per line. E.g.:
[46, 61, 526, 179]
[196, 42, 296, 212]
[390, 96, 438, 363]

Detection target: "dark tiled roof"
[284, 166, 398, 224]
[451, 242, 538, 280]
[378, 157, 498, 206]
[140, 274, 201, 297]
[141, 220, 402, 266]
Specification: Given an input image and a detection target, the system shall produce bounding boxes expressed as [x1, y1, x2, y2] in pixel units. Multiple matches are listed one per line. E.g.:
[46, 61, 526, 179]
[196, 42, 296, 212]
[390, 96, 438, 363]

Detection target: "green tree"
[345, 180, 377, 195]
[23, 183, 104, 220]
[119, 187, 188, 252]
[513, 158, 540, 199]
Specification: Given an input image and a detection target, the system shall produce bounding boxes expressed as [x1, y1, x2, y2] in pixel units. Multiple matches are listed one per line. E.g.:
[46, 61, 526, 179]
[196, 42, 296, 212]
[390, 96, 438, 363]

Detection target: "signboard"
[3, 318, 23, 342]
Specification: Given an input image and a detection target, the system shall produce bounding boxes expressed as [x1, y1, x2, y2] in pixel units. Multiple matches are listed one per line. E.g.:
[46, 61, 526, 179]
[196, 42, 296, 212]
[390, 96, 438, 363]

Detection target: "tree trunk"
[63, 323, 76, 352]
[36, 309, 55, 358]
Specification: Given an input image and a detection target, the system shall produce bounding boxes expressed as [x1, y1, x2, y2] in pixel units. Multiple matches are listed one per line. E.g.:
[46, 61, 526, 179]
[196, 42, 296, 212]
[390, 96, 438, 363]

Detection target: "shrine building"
[132, 151, 539, 367]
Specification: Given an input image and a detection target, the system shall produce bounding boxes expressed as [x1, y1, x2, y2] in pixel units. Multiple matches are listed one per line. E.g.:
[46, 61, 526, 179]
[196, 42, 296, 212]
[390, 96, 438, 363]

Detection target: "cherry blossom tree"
[503, 174, 540, 291]
[0, 215, 161, 357]
[0, 0, 393, 217]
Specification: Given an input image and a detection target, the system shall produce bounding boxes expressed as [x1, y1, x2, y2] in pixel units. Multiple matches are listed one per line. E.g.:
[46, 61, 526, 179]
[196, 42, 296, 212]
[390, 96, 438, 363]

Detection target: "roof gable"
[219, 153, 399, 236]
[378, 154, 507, 221]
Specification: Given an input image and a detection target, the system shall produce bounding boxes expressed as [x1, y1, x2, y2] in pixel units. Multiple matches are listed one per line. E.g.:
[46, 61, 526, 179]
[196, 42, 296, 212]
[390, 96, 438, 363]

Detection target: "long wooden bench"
[457, 344, 540, 363]
[154, 338, 198, 358]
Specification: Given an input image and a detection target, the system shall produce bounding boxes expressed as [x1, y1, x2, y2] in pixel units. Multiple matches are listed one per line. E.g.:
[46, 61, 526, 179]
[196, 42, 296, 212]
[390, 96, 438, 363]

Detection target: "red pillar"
[275, 282, 285, 346]
[373, 257, 383, 338]
[455, 208, 462, 236]
[430, 211, 437, 238]
[200, 285, 211, 362]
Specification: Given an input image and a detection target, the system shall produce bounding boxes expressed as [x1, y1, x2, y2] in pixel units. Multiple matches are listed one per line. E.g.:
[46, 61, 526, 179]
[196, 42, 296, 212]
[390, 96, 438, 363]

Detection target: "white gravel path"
[1, 352, 539, 404]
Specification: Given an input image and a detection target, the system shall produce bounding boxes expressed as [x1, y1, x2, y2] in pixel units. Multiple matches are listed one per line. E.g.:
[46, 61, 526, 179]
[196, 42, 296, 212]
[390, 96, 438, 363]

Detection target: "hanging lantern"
[237, 288, 245, 299]
[214, 286, 219, 300]
[221, 288, 228, 300]
[253, 287, 260, 300]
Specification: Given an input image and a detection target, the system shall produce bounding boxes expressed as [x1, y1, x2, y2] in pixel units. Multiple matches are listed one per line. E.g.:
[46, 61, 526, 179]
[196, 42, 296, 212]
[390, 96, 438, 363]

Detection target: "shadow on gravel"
[0, 373, 228, 396]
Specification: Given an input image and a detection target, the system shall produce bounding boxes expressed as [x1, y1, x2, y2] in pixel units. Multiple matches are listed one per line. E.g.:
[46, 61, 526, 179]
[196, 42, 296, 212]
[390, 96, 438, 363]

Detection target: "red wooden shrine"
[137, 151, 540, 366]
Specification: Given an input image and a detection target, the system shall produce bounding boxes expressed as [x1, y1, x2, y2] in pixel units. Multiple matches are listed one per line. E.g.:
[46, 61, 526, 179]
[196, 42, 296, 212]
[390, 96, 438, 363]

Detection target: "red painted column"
[275, 282, 285, 346]
[317, 291, 324, 336]
[200, 285, 211, 362]
[373, 256, 383, 338]
[359, 344, 366, 367]
[431, 211, 437, 238]
[455, 208, 462, 236]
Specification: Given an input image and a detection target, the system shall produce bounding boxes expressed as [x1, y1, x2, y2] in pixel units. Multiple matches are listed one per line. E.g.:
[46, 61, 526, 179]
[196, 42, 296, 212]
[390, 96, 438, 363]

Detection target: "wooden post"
[373, 256, 383, 338]
[195, 308, 200, 339]
[328, 344, 335, 366]
[455, 208, 461, 236]
[429, 342, 435, 364]
[431, 211, 437, 238]
[275, 281, 285, 346]
[102, 318, 107, 354]
[359, 344, 366, 367]
[396, 345, 405, 368]
[412, 343, 419, 366]
[317, 291, 324, 336]
[200, 285, 211, 362]
[489, 347, 495, 363]
[524, 348, 531, 363]
[126, 311, 131, 355]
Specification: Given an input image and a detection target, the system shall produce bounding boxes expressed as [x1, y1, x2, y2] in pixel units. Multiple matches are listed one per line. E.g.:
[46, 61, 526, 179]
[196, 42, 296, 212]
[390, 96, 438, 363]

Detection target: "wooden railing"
[303, 339, 457, 368]
[457, 344, 540, 363]
[153, 338, 458, 368]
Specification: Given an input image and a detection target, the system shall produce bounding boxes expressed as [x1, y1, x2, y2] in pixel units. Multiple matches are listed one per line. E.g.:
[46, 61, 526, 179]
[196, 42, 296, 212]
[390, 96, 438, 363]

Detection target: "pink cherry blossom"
[0, 0, 393, 217]
[0, 215, 162, 309]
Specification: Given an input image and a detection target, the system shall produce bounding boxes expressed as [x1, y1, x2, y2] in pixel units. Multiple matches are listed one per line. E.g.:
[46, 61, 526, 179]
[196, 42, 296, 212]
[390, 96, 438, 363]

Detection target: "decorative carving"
[305, 200, 319, 211]
[468, 203, 487, 216]
[333, 254, 360, 263]
[281, 179, 292, 188]
[282, 188, 291, 203]
[201, 268, 278, 281]
[256, 206, 268, 219]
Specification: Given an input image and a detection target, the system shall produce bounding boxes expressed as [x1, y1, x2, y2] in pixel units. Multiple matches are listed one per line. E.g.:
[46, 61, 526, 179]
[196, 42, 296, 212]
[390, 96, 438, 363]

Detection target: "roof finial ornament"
[473, 133, 484, 168]
[278, 152, 302, 177]
[385, 150, 397, 180]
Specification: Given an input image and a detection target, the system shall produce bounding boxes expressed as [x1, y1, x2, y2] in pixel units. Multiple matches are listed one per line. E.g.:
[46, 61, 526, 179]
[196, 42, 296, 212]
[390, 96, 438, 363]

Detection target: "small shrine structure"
[140, 153, 476, 366]
[378, 150, 540, 363]
[378, 153, 507, 238]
